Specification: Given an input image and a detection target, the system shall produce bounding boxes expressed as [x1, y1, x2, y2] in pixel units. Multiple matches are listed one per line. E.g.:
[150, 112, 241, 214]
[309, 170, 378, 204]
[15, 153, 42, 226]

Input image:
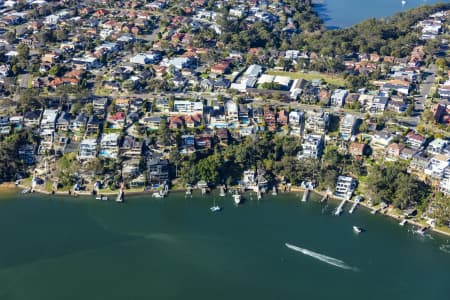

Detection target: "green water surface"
[0, 190, 449, 300]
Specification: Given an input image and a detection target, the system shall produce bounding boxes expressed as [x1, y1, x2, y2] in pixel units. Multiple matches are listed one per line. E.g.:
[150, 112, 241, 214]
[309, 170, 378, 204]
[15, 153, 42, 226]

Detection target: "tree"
[157, 117, 171, 146]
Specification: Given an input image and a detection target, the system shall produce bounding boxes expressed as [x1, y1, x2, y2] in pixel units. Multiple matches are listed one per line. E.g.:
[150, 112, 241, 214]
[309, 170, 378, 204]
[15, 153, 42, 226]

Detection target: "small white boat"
[399, 219, 408, 226]
[401, 0, 406, 6]
[101, 196, 108, 201]
[353, 226, 362, 234]
[233, 192, 241, 205]
[272, 186, 277, 196]
[371, 208, 379, 215]
[210, 206, 221, 212]
[95, 195, 102, 200]
[152, 192, 164, 198]
[21, 188, 31, 194]
[219, 186, 226, 197]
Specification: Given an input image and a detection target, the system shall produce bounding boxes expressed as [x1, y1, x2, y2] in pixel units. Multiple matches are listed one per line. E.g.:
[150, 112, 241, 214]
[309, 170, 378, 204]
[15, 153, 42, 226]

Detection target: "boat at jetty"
[219, 185, 226, 197]
[21, 188, 31, 194]
[101, 195, 108, 201]
[302, 189, 310, 202]
[399, 219, 408, 226]
[349, 196, 361, 214]
[233, 191, 241, 205]
[272, 186, 277, 196]
[416, 226, 428, 235]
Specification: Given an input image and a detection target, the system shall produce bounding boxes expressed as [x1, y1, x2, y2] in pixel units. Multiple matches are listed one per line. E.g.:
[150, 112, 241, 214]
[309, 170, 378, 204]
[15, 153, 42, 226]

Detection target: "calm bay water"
[1, 190, 450, 300]
[314, 0, 447, 28]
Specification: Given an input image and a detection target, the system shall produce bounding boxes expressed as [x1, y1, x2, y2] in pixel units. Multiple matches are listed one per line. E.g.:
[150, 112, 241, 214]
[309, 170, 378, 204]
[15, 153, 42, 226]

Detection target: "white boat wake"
[285, 243, 358, 271]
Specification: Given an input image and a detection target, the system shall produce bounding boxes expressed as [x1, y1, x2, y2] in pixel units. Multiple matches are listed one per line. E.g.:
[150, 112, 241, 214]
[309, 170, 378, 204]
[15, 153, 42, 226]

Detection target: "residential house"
[372, 130, 394, 148]
[172, 100, 203, 115]
[69, 113, 88, 133]
[147, 157, 169, 183]
[298, 134, 324, 159]
[369, 95, 389, 114]
[264, 106, 276, 132]
[225, 100, 238, 123]
[92, 98, 108, 117]
[386, 143, 405, 161]
[215, 128, 230, 145]
[156, 98, 170, 113]
[115, 98, 130, 111]
[405, 131, 426, 149]
[339, 114, 358, 141]
[78, 139, 97, 160]
[169, 116, 184, 129]
[238, 104, 250, 124]
[122, 159, 141, 179]
[277, 110, 289, 127]
[195, 135, 212, 150]
[107, 111, 126, 129]
[335, 176, 357, 199]
[40, 109, 58, 131]
[184, 113, 202, 128]
[424, 154, 450, 180]
[99, 133, 120, 159]
[330, 89, 348, 107]
[140, 115, 161, 130]
[180, 134, 196, 154]
[349, 142, 367, 158]
[120, 136, 143, 157]
[0, 116, 10, 135]
[305, 110, 329, 134]
[427, 138, 449, 155]
[56, 112, 70, 132]
[289, 111, 304, 136]
[86, 115, 101, 136]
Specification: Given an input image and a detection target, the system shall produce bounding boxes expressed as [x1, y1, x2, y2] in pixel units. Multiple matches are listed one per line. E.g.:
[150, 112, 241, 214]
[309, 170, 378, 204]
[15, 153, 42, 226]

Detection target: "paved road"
[414, 64, 437, 113]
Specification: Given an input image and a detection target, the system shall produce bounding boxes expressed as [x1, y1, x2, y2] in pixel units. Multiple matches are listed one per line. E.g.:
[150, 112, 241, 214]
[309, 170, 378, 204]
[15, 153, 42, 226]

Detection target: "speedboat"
[399, 219, 407, 226]
[101, 196, 108, 201]
[95, 195, 102, 200]
[353, 226, 362, 234]
[210, 206, 221, 212]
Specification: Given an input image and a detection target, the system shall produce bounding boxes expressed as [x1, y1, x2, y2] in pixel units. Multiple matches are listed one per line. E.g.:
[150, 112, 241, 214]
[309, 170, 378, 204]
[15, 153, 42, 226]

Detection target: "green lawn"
[266, 70, 347, 87]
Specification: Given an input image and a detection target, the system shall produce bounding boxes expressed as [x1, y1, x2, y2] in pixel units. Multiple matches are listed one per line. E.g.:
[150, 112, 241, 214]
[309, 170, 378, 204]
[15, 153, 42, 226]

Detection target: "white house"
[172, 101, 203, 115]
[330, 89, 348, 107]
[298, 134, 324, 159]
[335, 176, 357, 200]
[340, 114, 358, 141]
[289, 111, 304, 136]
[78, 139, 97, 160]
[424, 154, 450, 179]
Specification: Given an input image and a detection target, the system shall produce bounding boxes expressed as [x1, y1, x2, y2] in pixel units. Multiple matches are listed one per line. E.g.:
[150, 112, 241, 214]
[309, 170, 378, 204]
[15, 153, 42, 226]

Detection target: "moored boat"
[210, 206, 221, 212]
[399, 219, 407, 226]
[233, 191, 241, 205]
[353, 226, 362, 233]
